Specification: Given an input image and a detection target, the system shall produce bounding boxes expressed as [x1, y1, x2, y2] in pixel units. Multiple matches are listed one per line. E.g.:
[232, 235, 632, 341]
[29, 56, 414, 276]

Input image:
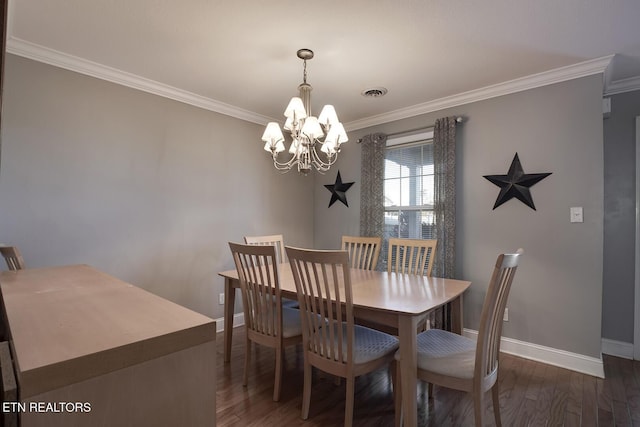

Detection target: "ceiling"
[6, 0, 640, 130]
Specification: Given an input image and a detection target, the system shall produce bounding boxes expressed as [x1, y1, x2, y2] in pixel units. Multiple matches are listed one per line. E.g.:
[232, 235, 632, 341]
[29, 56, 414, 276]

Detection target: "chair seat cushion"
[398, 329, 476, 379]
[282, 307, 303, 338]
[320, 324, 399, 364]
[282, 297, 299, 309]
[352, 325, 399, 364]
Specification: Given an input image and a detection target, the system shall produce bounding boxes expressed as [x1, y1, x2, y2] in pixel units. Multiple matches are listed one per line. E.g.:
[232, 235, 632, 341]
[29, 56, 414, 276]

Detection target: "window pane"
[421, 211, 436, 239]
[384, 178, 401, 207]
[384, 210, 406, 239]
[400, 177, 412, 206]
[422, 175, 434, 206]
[396, 146, 422, 174]
[384, 157, 403, 179]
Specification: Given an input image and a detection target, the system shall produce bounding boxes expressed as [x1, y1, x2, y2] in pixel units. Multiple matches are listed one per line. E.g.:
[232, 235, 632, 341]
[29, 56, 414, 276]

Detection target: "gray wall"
[315, 75, 605, 358]
[602, 90, 640, 344]
[0, 54, 612, 358]
[0, 55, 315, 319]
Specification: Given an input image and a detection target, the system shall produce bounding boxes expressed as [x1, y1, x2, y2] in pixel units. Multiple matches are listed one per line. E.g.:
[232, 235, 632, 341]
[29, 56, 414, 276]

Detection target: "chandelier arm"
[271, 153, 299, 171]
[310, 147, 327, 168]
[312, 157, 332, 173]
[310, 144, 338, 170]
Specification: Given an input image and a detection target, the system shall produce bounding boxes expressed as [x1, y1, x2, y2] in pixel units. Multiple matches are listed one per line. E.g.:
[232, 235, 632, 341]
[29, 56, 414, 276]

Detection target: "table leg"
[449, 294, 464, 335]
[398, 314, 419, 427]
[223, 277, 236, 363]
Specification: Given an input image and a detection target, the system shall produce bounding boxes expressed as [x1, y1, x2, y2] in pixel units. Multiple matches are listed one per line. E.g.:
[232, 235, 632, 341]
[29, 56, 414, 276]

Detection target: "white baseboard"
[601, 338, 634, 360]
[463, 329, 605, 378]
[214, 313, 245, 333]
[212, 320, 607, 377]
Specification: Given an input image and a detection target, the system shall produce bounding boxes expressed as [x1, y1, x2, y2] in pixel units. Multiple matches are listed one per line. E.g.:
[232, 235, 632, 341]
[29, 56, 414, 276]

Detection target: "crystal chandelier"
[261, 49, 348, 174]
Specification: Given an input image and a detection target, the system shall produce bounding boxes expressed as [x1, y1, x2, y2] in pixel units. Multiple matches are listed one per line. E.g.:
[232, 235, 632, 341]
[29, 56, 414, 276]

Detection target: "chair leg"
[301, 357, 312, 420]
[473, 390, 484, 427]
[393, 362, 403, 427]
[492, 385, 502, 427]
[243, 337, 250, 387]
[345, 376, 355, 427]
[273, 345, 283, 401]
[428, 383, 434, 399]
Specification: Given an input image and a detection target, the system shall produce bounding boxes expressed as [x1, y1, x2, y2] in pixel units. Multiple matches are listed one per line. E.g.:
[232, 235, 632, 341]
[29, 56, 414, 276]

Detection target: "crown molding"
[6, 36, 617, 130]
[6, 37, 274, 126]
[345, 55, 614, 131]
[604, 75, 640, 96]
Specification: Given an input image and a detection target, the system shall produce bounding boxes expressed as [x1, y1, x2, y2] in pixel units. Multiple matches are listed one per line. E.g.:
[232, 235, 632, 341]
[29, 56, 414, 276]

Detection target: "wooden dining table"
[218, 264, 471, 427]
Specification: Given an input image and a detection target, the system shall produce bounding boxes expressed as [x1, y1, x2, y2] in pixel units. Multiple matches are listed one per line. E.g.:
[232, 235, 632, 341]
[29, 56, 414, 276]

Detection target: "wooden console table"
[0, 265, 216, 427]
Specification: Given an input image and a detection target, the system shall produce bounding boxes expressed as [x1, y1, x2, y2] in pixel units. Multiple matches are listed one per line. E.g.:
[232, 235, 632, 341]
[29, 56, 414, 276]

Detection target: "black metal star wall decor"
[483, 153, 551, 210]
[324, 171, 354, 208]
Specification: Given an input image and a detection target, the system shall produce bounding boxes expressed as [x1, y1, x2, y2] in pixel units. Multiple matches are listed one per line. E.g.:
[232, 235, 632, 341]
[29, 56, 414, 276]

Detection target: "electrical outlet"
[218, 293, 225, 305]
[503, 308, 509, 322]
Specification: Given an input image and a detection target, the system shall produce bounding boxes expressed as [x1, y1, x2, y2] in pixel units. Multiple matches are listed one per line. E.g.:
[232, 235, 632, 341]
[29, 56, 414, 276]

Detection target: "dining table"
[218, 264, 471, 427]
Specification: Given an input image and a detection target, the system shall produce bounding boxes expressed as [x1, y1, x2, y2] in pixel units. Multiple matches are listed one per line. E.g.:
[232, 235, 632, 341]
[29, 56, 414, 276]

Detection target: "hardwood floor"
[216, 327, 640, 426]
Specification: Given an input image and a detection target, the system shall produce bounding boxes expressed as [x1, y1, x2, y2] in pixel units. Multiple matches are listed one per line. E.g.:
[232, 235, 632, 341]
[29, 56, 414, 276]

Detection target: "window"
[383, 132, 435, 242]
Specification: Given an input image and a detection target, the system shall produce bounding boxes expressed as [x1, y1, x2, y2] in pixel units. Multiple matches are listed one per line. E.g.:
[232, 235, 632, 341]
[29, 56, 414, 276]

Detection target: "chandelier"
[261, 49, 348, 174]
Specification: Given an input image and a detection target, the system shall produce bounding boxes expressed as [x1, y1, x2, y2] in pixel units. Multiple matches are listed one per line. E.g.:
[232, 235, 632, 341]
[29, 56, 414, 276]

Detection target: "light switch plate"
[570, 207, 583, 223]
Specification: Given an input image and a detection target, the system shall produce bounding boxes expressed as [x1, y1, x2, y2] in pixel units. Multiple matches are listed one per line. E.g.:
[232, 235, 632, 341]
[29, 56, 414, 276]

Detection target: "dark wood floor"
[216, 327, 640, 426]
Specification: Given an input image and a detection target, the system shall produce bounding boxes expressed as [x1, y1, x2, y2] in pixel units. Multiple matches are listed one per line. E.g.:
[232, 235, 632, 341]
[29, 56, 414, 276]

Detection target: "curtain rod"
[356, 116, 464, 143]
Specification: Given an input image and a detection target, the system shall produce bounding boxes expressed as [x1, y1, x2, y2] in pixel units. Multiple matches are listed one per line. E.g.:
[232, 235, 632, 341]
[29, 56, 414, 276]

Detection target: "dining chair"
[386, 238, 438, 331]
[0, 246, 26, 271]
[244, 234, 286, 264]
[387, 238, 437, 276]
[244, 234, 298, 308]
[228, 242, 303, 401]
[0, 341, 17, 427]
[286, 246, 399, 427]
[394, 249, 523, 427]
[341, 235, 382, 271]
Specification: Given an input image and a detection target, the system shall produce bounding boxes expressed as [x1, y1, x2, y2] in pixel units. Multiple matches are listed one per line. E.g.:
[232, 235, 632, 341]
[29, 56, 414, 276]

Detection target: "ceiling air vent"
[361, 87, 388, 98]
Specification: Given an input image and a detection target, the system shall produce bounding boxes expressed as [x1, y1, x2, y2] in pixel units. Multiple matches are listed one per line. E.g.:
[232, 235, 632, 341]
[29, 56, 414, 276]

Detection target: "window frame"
[383, 131, 435, 242]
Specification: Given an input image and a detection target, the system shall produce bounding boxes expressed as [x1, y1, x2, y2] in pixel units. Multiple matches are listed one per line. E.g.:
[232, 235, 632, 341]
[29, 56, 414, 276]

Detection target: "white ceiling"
[7, 0, 640, 129]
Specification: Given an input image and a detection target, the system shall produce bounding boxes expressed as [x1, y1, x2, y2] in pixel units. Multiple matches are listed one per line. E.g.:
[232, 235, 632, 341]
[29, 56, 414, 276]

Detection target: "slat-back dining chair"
[387, 238, 437, 276]
[244, 234, 286, 264]
[286, 246, 399, 427]
[341, 235, 382, 271]
[0, 341, 17, 427]
[386, 238, 438, 331]
[228, 242, 303, 401]
[394, 249, 523, 427]
[0, 246, 26, 271]
[244, 234, 298, 308]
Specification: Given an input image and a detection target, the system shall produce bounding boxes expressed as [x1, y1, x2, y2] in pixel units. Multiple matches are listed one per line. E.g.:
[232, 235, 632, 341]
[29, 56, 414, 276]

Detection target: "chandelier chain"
[303, 59, 308, 85]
